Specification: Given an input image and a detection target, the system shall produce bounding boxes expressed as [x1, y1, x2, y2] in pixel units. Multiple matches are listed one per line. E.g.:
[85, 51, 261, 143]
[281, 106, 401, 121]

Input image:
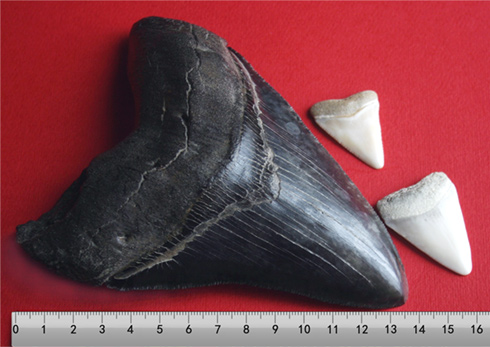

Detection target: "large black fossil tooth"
[17, 17, 407, 308]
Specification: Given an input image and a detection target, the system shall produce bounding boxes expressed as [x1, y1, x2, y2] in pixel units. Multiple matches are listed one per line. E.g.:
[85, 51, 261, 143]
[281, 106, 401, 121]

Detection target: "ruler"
[11, 311, 490, 346]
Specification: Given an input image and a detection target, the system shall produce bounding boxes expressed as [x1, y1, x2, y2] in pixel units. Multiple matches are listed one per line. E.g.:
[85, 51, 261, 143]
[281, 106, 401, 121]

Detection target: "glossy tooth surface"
[311, 91, 384, 169]
[377, 172, 472, 275]
[17, 17, 407, 308]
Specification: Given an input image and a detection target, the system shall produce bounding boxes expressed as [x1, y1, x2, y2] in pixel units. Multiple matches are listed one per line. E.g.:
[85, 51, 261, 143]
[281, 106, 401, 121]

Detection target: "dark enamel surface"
[17, 17, 407, 308]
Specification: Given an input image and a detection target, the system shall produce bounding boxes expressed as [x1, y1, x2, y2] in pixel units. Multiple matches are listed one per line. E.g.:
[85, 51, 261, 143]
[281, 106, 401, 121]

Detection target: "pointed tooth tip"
[373, 270, 408, 308]
[377, 172, 472, 276]
[311, 90, 384, 169]
[383, 271, 409, 307]
[364, 154, 384, 169]
[396, 279, 409, 306]
[454, 261, 472, 276]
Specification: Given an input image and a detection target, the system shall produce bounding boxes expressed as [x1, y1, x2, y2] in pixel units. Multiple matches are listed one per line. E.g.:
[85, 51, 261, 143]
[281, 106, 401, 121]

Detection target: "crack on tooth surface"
[114, 48, 281, 279]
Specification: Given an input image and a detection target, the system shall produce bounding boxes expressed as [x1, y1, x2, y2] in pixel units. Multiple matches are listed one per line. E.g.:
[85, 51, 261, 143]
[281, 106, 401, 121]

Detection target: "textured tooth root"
[311, 90, 384, 169]
[377, 172, 472, 275]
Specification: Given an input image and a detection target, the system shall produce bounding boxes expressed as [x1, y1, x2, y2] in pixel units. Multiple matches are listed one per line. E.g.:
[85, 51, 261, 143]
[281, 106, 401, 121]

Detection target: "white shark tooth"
[311, 90, 384, 169]
[377, 172, 472, 275]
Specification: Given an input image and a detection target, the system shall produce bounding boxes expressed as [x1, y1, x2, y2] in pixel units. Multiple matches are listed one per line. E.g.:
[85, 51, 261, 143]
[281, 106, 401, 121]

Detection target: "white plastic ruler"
[11, 311, 490, 346]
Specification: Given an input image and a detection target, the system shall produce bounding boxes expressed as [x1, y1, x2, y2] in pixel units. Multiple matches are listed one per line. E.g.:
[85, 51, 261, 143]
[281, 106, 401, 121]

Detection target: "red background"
[2, 1, 490, 345]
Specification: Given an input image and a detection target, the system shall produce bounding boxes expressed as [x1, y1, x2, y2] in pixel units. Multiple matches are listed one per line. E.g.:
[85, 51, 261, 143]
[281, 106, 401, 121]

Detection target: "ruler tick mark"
[14, 310, 488, 346]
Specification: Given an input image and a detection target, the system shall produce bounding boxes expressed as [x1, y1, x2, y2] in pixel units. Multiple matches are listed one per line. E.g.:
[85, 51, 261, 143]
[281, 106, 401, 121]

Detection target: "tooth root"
[377, 172, 472, 275]
[311, 90, 384, 169]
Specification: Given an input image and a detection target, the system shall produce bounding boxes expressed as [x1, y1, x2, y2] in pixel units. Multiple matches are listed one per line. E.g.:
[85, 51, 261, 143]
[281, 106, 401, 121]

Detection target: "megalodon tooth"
[16, 17, 407, 308]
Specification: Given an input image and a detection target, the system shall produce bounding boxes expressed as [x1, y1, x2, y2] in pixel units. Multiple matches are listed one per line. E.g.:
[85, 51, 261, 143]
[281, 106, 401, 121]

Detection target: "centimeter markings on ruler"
[11, 311, 490, 347]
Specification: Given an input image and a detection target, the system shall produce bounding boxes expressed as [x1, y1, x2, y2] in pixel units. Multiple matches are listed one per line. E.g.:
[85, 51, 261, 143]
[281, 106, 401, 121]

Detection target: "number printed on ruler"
[11, 311, 490, 347]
